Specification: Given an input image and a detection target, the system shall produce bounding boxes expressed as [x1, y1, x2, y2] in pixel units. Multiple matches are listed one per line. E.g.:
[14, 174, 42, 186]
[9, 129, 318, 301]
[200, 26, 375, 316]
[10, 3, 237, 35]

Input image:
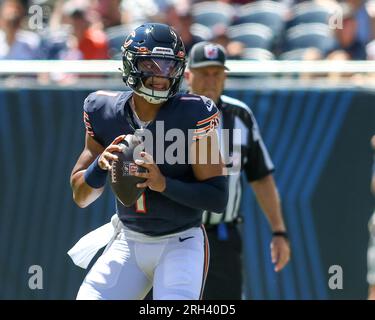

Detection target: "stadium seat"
[284, 23, 335, 53]
[234, 0, 287, 37]
[287, 1, 333, 28]
[279, 48, 322, 60]
[190, 23, 213, 41]
[192, 1, 235, 28]
[241, 48, 275, 60]
[39, 26, 72, 59]
[227, 23, 274, 50]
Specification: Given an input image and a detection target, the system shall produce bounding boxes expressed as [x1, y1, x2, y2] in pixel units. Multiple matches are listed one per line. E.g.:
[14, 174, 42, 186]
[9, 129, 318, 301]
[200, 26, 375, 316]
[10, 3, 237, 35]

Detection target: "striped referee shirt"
[202, 95, 275, 225]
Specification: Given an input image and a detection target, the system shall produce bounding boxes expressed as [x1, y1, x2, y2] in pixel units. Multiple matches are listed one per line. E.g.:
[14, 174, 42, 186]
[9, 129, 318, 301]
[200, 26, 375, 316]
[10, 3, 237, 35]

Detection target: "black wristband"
[272, 231, 288, 239]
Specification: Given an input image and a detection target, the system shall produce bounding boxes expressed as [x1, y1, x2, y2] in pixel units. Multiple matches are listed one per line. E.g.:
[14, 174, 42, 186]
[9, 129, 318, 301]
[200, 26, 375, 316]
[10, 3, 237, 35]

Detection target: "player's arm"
[163, 130, 228, 212]
[70, 133, 125, 208]
[190, 129, 224, 180]
[164, 130, 228, 212]
[134, 130, 228, 212]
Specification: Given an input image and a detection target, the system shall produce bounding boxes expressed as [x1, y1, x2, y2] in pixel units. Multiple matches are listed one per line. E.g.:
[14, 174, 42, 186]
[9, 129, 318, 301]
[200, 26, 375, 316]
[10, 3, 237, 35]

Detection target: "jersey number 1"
[135, 193, 146, 213]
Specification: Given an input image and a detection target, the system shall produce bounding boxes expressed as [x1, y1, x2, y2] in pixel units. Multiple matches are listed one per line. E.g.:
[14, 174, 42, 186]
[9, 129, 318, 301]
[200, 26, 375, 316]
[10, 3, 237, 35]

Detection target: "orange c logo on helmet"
[124, 30, 136, 47]
[124, 39, 133, 48]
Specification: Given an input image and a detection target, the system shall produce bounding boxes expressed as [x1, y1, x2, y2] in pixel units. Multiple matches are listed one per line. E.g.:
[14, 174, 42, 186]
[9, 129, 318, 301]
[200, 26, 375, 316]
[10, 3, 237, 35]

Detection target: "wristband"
[272, 231, 288, 240]
[84, 156, 107, 188]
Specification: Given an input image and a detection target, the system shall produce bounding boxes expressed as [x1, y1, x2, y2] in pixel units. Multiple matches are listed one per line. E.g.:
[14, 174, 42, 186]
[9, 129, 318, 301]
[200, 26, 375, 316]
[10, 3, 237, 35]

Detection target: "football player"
[69, 23, 228, 300]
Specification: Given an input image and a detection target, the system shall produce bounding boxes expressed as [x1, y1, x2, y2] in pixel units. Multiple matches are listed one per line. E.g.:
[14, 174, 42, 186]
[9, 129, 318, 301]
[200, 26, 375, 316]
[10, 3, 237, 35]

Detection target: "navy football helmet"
[121, 23, 186, 104]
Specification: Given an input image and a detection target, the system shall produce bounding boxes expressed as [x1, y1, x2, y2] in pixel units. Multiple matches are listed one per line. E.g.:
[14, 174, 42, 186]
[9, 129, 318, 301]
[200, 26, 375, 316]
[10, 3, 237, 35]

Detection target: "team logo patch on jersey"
[204, 44, 219, 60]
[194, 111, 220, 140]
[200, 95, 214, 112]
[204, 99, 213, 112]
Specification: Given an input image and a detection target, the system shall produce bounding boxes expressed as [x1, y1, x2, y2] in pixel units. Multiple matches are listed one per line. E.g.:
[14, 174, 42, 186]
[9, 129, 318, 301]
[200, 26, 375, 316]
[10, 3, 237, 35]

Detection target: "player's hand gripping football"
[133, 151, 166, 193]
[97, 135, 126, 170]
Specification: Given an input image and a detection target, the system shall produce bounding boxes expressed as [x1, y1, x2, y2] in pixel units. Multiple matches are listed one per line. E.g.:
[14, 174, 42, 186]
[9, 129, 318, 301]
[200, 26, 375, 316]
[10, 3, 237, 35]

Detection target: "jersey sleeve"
[243, 109, 275, 182]
[82, 91, 109, 147]
[192, 95, 220, 141]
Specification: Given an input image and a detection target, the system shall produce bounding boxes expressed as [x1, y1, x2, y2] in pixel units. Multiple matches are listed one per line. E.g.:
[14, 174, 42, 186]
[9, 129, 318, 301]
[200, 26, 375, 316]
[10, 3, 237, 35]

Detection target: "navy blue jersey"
[83, 90, 220, 236]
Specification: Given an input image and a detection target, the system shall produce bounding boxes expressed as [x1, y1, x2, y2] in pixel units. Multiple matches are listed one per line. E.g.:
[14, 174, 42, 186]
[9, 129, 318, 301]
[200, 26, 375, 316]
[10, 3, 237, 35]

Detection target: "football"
[109, 134, 147, 207]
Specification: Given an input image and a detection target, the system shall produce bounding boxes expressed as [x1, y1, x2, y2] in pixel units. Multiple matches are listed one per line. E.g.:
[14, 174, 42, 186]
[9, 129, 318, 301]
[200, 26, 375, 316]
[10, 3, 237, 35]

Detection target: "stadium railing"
[0, 60, 374, 75]
[0, 60, 374, 90]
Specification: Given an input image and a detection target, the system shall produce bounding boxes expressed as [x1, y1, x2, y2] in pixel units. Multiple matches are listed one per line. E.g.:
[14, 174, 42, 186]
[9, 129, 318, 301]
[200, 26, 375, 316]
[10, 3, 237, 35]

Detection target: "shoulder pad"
[84, 90, 121, 113]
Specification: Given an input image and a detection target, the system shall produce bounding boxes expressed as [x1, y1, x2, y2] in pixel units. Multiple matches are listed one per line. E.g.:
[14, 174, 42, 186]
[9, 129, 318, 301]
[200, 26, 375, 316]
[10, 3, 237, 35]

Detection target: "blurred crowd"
[1, 0, 375, 62]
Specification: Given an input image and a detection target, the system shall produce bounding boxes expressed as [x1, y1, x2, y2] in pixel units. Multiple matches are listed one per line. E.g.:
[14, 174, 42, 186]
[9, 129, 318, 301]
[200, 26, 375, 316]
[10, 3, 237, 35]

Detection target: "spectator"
[62, 2, 109, 60]
[92, 0, 122, 29]
[167, 5, 203, 54]
[120, 0, 166, 28]
[210, 24, 245, 59]
[326, 2, 367, 60]
[0, 0, 42, 59]
[346, 0, 374, 46]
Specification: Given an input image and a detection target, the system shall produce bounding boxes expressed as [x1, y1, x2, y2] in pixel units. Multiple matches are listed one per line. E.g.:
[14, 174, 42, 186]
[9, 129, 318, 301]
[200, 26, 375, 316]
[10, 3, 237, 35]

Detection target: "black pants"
[203, 223, 243, 300]
[144, 223, 242, 300]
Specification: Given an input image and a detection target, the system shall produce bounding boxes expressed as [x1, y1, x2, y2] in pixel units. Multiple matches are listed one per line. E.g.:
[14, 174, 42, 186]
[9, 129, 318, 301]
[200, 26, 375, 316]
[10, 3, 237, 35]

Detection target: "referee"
[185, 42, 291, 300]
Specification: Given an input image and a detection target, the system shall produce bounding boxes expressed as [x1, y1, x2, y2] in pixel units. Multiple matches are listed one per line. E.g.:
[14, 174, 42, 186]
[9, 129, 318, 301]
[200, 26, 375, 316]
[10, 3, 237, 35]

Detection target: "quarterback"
[69, 23, 228, 300]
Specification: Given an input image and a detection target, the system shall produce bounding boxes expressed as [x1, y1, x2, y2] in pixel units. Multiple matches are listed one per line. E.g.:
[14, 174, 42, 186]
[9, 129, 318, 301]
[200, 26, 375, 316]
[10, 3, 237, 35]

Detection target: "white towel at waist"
[68, 214, 199, 269]
[67, 214, 121, 269]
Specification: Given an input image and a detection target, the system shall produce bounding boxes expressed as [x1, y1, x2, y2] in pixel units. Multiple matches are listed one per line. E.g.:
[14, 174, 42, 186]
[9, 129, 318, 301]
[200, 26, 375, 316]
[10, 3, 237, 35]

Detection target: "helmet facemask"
[132, 56, 185, 104]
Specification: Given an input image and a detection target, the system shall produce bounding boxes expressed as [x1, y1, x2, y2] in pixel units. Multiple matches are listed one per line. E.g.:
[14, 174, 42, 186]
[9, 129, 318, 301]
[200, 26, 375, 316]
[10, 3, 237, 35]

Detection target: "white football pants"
[76, 225, 209, 300]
